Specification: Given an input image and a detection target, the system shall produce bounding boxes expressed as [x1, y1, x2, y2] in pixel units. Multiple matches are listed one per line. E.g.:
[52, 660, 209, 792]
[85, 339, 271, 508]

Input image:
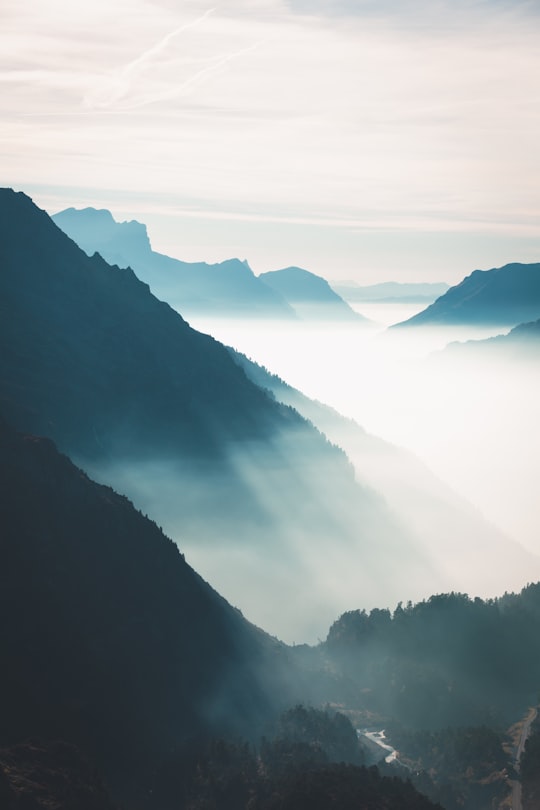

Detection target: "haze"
[189, 304, 540, 560]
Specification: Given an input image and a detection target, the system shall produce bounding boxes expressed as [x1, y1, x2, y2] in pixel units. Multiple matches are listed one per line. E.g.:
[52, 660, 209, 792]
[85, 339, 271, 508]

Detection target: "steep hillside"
[0, 419, 298, 801]
[0, 741, 117, 810]
[0, 188, 439, 642]
[52, 206, 295, 319]
[259, 266, 368, 321]
[2, 192, 289, 458]
[391, 263, 540, 328]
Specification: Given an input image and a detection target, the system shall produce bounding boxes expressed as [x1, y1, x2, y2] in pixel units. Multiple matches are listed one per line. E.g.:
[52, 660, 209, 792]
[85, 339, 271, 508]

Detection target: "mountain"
[390, 262, 540, 328]
[439, 317, 540, 360]
[0, 418, 443, 810]
[259, 266, 368, 321]
[1, 188, 447, 642]
[52, 206, 296, 319]
[229, 350, 540, 600]
[0, 418, 302, 803]
[334, 281, 449, 303]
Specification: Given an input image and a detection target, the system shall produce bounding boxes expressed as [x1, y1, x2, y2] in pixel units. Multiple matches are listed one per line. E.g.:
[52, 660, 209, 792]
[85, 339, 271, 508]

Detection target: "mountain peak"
[259, 266, 368, 321]
[391, 261, 540, 328]
[53, 206, 152, 266]
[52, 207, 296, 318]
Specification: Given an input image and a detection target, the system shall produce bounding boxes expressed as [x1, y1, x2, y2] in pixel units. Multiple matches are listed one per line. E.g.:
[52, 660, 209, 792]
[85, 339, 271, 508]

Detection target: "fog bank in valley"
[187, 302, 540, 575]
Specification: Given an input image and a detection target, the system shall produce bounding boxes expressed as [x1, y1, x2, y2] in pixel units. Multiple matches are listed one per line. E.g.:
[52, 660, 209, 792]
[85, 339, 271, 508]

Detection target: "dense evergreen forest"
[142, 706, 441, 810]
[283, 589, 540, 809]
[318, 588, 540, 729]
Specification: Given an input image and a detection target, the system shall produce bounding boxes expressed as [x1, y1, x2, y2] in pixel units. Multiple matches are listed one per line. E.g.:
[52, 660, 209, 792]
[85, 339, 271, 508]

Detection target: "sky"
[2, 0, 540, 283]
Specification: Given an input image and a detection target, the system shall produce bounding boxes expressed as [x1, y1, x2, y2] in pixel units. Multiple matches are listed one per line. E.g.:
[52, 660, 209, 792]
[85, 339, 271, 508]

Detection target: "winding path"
[511, 706, 537, 810]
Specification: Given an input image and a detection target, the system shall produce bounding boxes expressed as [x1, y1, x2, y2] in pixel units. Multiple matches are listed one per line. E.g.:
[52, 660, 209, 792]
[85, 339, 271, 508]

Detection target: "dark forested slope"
[0, 419, 297, 800]
[1, 190, 292, 457]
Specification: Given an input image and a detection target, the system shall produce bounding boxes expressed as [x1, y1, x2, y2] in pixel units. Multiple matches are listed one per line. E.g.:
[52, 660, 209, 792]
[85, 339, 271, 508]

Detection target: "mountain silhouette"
[259, 266, 368, 321]
[1, 187, 449, 642]
[438, 317, 540, 360]
[390, 262, 540, 328]
[52, 206, 296, 319]
[0, 418, 301, 803]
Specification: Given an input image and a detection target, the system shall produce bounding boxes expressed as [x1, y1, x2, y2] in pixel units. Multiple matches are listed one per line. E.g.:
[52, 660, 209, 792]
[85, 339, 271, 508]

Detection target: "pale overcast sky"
[2, 0, 540, 282]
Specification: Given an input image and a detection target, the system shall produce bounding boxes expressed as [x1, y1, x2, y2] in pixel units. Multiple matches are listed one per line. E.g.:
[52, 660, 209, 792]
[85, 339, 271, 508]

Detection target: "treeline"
[318, 589, 540, 728]
[383, 725, 510, 810]
[146, 707, 441, 810]
[0, 708, 441, 810]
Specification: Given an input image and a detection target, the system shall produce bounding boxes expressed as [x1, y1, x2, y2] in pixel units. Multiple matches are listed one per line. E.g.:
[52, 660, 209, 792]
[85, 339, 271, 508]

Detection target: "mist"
[182, 303, 540, 594]
[80, 299, 540, 644]
[82, 427, 448, 645]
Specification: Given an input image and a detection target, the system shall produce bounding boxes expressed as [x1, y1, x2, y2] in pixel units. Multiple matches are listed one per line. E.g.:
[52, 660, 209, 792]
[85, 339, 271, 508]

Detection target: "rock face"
[391, 263, 540, 328]
[53, 206, 152, 264]
[259, 266, 367, 321]
[53, 206, 295, 319]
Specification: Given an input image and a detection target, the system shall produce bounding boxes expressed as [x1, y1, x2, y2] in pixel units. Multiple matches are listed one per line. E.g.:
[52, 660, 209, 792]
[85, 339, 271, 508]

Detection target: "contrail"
[120, 8, 216, 81]
[121, 42, 260, 110]
[85, 7, 216, 109]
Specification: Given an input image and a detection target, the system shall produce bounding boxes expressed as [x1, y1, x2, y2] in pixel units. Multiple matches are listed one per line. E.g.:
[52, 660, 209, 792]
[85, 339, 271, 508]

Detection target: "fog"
[185, 302, 540, 570]
[82, 300, 540, 644]
[83, 429, 448, 645]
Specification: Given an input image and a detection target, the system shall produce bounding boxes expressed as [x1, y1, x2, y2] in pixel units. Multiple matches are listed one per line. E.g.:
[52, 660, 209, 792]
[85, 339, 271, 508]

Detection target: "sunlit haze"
[189, 305, 539, 560]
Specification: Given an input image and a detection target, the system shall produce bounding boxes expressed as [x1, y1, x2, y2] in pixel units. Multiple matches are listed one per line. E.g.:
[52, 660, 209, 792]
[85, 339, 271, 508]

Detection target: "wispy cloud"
[84, 8, 217, 109]
[106, 42, 261, 111]
[2, 0, 540, 280]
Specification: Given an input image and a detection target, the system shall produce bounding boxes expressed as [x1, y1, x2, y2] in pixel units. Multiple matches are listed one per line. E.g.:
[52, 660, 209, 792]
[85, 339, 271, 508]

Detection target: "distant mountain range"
[52, 207, 362, 322]
[259, 266, 367, 321]
[2, 188, 453, 641]
[53, 206, 295, 319]
[439, 317, 540, 360]
[4, 189, 539, 636]
[391, 262, 540, 328]
[334, 280, 449, 303]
